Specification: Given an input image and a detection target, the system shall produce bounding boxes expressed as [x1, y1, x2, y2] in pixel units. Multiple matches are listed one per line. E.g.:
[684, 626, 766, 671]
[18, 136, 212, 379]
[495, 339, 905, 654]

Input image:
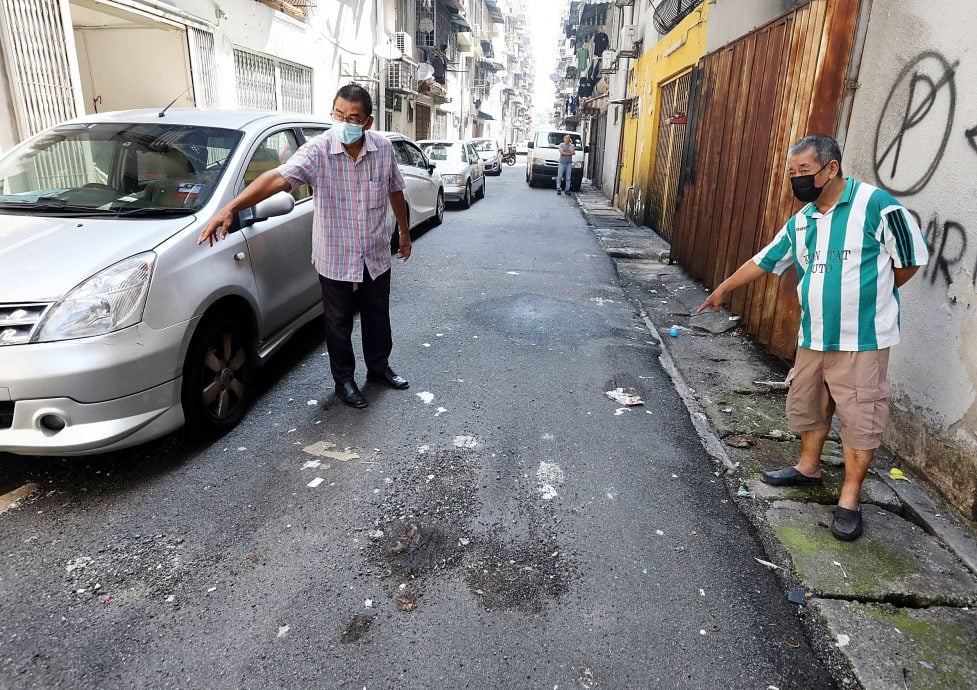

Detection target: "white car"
[377, 131, 445, 244]
[418, 139, 486, 209]
[471, 138, 503, 176]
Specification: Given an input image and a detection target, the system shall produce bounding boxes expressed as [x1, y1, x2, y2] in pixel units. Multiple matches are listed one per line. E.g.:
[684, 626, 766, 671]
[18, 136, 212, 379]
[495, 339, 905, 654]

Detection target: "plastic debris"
[416, 391, 435, 404]
[435, 407, 448, 416]
[101, 595, 111, 604]
[364, 599, 373, 608]
[605, 388, 644, 406]
[396, 594, 416, 611]
[724, 435, 756, 449]
[614, 408, 628, 416]
[889, 467, 910, 481]
[920, 661, 935, 670]
[833, 560, 848, 579]
[754, 557, 782, 571]
[787, 588, 808, 605]
[306, 400, 317, 406]
[836, 634, 850, 648]
[307, 477, 325, 488]
[453, 435, 478, 449]
[669, 326, 679, 337]
[277, 625, 289, 638]
[367, 529, 384, 540]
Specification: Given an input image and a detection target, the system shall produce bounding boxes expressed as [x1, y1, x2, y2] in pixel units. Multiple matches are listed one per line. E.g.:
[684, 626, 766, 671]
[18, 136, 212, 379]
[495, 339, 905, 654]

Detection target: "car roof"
[418, 139, 463, 145]
[57, 108, 330, 131]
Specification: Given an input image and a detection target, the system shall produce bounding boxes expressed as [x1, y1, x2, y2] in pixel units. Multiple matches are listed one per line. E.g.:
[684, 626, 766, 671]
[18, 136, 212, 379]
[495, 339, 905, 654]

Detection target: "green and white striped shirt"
[752, 178, 928, 352]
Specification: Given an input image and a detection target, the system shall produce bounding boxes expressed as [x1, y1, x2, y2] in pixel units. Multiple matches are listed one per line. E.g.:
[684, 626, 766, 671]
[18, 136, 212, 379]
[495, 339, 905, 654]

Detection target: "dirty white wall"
[703, 0, 807, 52]
[843, 1, 977, 520]
[0, 62, 18, 153]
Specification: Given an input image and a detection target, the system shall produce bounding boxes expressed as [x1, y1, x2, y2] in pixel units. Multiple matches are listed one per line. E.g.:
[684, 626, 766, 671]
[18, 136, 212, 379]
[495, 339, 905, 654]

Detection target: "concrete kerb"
[573, 188, 977, 688]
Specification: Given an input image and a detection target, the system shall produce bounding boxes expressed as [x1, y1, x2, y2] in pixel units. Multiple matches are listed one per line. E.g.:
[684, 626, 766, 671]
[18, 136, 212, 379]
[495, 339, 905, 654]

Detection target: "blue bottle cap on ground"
[669, 326, 679, 337]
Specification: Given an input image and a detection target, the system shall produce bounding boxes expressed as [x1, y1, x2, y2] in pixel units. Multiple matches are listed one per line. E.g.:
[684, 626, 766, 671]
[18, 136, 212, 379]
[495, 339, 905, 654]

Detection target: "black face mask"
[790, 162, 830, 203]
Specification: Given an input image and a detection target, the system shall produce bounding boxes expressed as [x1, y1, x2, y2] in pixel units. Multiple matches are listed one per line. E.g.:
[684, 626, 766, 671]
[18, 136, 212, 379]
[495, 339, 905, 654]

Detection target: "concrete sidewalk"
[573, 185, 977, 690]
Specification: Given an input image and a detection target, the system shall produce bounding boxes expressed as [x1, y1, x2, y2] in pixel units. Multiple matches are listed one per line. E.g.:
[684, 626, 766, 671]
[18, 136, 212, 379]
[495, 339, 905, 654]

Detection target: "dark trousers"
[318, 268, 392, 385]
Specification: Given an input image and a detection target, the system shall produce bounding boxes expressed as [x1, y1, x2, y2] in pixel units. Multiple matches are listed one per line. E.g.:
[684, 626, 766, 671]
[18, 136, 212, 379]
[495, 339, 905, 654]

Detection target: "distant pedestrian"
[556, 135, 575, 195]
[197, 83, 412, 410]
[696, 134, 928, 541]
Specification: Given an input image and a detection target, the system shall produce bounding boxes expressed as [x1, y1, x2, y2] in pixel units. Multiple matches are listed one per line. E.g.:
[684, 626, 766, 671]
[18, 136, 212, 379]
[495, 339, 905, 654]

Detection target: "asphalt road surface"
[0, 163, 833, 689]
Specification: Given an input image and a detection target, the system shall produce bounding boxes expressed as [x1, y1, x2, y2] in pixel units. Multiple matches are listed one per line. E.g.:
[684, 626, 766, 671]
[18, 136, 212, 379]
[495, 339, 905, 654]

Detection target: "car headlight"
[441, 174, 463, 184]
[34, 252, 156, 342]
[573, 161, 583, 169]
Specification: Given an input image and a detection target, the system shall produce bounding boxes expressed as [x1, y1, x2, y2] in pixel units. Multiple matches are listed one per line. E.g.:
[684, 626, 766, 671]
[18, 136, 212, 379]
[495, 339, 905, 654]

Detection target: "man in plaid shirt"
[198, 84, 412, 409]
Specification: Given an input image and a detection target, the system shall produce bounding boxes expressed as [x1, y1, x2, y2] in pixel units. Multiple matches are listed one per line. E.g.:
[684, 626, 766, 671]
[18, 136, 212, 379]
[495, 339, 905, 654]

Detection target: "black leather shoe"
[761, 466, 824, 487]
[336, 381, 368, 408]
[367, 366, 409, 390]
[832, 506, 863, 541]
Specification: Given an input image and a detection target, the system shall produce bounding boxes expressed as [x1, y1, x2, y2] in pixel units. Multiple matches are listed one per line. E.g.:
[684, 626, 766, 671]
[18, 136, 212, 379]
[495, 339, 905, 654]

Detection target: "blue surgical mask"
[334, 121, 365, 145]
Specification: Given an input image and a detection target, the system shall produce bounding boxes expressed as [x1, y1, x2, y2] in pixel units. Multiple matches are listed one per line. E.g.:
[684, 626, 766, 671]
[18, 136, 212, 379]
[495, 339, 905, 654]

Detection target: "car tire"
[432, 189, 444, 226]
[461, 182, 472, 209]
[475, 178, 485, 200]
[181, 313, 255, 438]
[527, 173, 536, 188]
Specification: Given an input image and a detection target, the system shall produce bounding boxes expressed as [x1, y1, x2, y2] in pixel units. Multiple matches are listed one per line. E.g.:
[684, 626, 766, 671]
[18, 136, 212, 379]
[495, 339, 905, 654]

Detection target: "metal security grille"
[416, 103, 431, 139]
[234, 48, 313, 112]
[647, 71, 691, 241]
[188, 27, 219, 108]
[279, 62, 313, 113]
[0, 0, 78, 139]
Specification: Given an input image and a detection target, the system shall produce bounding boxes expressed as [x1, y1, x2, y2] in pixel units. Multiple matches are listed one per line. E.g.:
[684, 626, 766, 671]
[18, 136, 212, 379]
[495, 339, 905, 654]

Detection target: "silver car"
[0, 109, 410, 456]
[471, 138, 503, 176]
[418, 140, 485, 208]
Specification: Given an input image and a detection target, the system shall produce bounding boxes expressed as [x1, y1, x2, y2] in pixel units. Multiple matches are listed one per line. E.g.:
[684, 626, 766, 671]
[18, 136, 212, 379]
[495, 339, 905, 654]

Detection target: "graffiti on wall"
[873, 51, 977, 296]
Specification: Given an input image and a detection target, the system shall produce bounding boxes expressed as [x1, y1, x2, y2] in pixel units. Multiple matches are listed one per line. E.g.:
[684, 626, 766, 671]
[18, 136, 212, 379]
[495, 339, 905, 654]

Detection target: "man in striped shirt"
[198, 84, 412, 409]
[697, 134, 928, 541]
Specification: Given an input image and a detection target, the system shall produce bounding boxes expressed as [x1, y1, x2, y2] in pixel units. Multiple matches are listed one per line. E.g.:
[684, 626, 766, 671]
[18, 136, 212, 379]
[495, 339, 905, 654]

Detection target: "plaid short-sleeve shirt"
[277, 129, 406, 282]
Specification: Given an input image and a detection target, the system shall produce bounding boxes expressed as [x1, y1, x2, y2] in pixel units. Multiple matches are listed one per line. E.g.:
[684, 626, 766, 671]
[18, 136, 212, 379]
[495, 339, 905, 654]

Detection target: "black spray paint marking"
[873, 52, 958, 196]
[966, 125, 977, 155]
[910, 209, 977, 291]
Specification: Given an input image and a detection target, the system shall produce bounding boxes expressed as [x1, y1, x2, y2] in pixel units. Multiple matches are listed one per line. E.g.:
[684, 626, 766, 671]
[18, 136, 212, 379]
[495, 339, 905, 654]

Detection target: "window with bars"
[233, 48, 313, 113]
[253, 0, 313, 22]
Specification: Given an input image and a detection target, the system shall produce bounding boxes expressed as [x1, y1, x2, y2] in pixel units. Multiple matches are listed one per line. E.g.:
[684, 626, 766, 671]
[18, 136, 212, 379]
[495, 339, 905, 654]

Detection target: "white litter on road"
[836, 634, 851, 648]
[614, 407, 628, 416]
[423, 343, 431, 347]
[453, 435, 478, 449]
[277, 625, 290, 638]
[303, 441, 359, 462]
[506, 271, 521, 275]
[606, 388, 644, 406]
[416, 391, 435, 404]
[307, 477, 325, 488]
[364, 599, 373, 608]
[435, 407, 448, 416]
[301, 459, 321, 470]
[0, 483, 38, 515]
[303, 441, 335, 456]
[306, 400, 317, 406]
[417, 444, 430, 454]
[536, 461, 565, 500]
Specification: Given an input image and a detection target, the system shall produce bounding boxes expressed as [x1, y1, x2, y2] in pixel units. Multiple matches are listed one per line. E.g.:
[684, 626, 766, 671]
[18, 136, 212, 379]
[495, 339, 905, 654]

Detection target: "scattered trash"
[506, 271, 521, 275]
[101, 595, 111, 604]
[736, 483, 752, 498]
[286, 428, 297, 433]
[699, 629, 707, 636]
[459, 538, 471, 546]
[246, 554, 259, 564]
[416, 391, 435, 405]
[364, 599, 373, 608]
[453, 435, 478, 449]
[367, 529, 384, 540]
[724, 435, 756, 449]
[303, 440, 335, 456]
[423, 343, 431, 348]
[417, 445, 430, 454]
[836, 634, 851, 648]
[721, 407, 733, 414]
[754, 379, 789, 390]
[833, 560, 848, 579]
[307, 477, 324, 488]
[301, 459, 321, 470]
[207, 586, 217, 593]
[784, 639, 800, 649]
[605, 387, 644, 406]
[655, 529, 664, 536]
[766, 429, 789, 440]
[754, 557, 782, 571]
[396, 594, 416, 611]
[920, 661, 935, 670]
[669, 326, 679, 337]
[889, 467, 910, 481]
[435, 407, 448, 416]
[699, 589, 706, 596]
[166, 595, 175, 603]
[306, 400, 317, 406]
[787, 588, 808, 605]
[614, 408, 628, 416]
[391, 525, 422, 555]
[277, 625, 289, 638]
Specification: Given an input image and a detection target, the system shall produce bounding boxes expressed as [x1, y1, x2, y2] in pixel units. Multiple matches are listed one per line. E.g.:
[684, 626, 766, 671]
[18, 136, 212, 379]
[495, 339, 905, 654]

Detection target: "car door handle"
[234, 252, 246, 261]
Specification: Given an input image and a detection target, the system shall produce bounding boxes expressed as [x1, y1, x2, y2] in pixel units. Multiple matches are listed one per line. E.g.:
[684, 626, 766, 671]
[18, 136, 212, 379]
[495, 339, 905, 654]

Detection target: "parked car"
[526, 129, 588, 191]
[515, 140, 530, 156]
[471, 137, 503, 176]
[0, 110, 437, 456]
[418, 139, 486, 208]
[377, 132, 445, 244]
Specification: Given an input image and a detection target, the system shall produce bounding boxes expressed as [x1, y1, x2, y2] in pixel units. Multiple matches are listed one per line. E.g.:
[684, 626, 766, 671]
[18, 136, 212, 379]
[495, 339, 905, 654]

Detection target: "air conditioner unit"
[601, 50, 617, 69]
[394, 31, 413, 58]
[620, 24, 639, 47]
[387, 60, 417, 92]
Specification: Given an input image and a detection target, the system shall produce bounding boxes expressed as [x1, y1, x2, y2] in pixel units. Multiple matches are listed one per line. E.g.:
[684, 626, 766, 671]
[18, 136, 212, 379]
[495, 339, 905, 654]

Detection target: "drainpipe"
[375, 0, 386, 128]
[835, 0, 873, 149]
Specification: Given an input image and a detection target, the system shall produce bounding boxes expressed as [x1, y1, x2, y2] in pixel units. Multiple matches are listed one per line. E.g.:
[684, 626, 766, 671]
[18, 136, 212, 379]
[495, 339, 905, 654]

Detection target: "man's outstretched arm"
[696, 260, 768, 313]
[197, 170, 291, 247]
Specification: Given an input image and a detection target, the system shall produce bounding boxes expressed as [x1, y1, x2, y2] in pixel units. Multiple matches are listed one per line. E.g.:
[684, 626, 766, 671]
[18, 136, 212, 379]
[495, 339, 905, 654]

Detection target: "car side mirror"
[242, 191, 295, 227]
[527, 142, 535, 149]
[428, 163, 436, 175]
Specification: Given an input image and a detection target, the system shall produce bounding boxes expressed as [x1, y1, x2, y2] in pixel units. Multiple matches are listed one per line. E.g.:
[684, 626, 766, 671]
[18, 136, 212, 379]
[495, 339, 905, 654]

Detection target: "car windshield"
[0, 122, 243, 217]
[535, 133, 582, 149]
[473, 140, 496, 152]
[420, 142, 461, 162]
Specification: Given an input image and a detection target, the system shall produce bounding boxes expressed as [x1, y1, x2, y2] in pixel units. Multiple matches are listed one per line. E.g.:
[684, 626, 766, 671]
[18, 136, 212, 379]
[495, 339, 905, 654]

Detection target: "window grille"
[234, 48, 313, 113]
[189, 27, 219, 108]
[0, 0, 78, 139]
[253, 0, 313, 22]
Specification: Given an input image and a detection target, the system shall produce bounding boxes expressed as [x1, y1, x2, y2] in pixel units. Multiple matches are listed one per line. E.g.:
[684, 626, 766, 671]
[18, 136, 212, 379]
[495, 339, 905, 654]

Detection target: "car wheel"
[461, 182, 472, 209]
[432, 189, 444, 226]
[526, 173, 535, 188]
[475, 178, 485, 200]
[182, 314, 254, 437]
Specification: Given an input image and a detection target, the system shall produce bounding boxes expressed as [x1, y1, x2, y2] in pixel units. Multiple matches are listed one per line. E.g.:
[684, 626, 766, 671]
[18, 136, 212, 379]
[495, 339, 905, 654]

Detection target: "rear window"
[420, 142, 460, 162]
[534, 132, 582, 149]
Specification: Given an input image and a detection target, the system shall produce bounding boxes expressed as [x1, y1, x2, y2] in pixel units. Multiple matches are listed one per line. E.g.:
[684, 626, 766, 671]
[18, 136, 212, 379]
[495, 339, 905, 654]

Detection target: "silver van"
[0, 109, 338, 456]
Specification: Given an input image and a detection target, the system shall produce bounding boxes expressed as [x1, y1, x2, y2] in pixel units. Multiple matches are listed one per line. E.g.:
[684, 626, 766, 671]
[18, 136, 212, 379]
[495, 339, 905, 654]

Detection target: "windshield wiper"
[0, 200, 114, 214]
[111, 206, 196, 217]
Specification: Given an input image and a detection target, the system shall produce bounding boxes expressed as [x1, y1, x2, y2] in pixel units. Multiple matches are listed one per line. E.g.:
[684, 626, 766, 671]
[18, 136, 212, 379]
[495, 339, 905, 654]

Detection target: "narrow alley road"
[0, 166, 833, 689]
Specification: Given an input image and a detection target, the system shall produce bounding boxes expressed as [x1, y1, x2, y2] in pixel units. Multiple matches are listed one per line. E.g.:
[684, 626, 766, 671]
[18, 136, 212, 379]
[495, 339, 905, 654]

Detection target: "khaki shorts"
[786, 347, 891, 450]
